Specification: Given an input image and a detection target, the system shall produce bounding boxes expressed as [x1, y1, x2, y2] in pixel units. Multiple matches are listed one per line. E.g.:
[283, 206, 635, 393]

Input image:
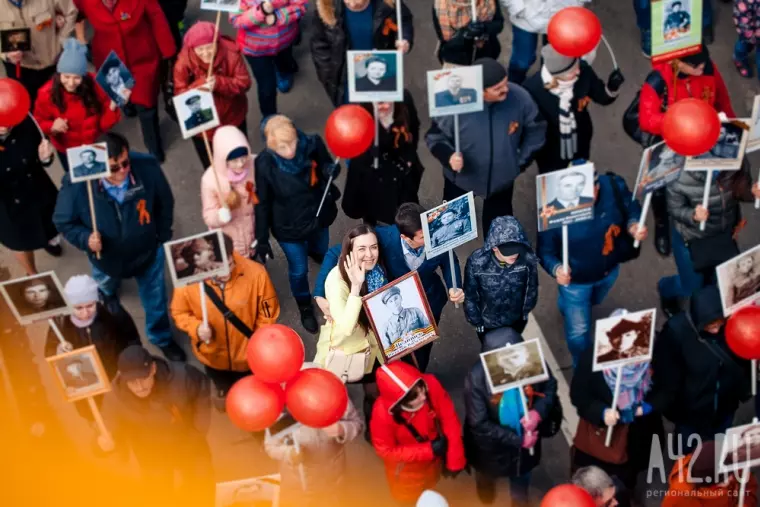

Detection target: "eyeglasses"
[109, 158, 130, 172]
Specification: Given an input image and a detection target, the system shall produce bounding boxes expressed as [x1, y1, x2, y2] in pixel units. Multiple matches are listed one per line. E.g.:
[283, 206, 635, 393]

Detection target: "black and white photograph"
[426, 65, 483, 118]
[347, 50, 403, 103]
[717, 245, 760, 316]
[164, 229, 230, 287]
[46, 345, 111, 402]
[420, 192, 478, 259]
[633, 141, 685, 199]
[480, 339, 549, 395]
[66, 143, 110, 183]
[172, 87, 220, 139]
[363, 272, 438, 362]
[200, 0, 239, 13]
[593, 308, 657, 372]
[685, 121, 749, 171]
[95, 51, 135, 107]
[536, 163, 596, 232]
[748, 94, 760, 153]
[0, 271, 70, 325]
[0, 27, 31, 52]
[718, 421, 760, 474]
[216, 474, 281, 507]
[662, 0, 692, 42]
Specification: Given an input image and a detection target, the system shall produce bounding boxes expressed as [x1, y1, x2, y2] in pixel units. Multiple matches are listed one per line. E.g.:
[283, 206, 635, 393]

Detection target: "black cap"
[475, 57, 507, 88]
[680, 45, 709, 67]
[117, 345, 155, 381]
[185, 95, 202, 105]
[498, 242, 526, 257]
[226, 146, 249, 162]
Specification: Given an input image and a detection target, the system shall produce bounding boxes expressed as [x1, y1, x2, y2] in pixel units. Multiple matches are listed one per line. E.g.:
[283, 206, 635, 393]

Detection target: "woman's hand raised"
[344, 252, 365, 295]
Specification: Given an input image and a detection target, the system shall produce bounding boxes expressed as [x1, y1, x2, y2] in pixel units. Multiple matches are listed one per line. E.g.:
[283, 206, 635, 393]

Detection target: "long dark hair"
[51, 73, 102, 115]
[337, 224, 386, 335]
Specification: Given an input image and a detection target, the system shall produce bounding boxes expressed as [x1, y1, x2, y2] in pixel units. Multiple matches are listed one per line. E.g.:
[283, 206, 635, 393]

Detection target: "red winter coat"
[75, 0, 176, 108]
[33, 74, 121, 152]
[173, 36, 251, 139]
[370, 362, 466, 503]
[639, 60, 736, 136]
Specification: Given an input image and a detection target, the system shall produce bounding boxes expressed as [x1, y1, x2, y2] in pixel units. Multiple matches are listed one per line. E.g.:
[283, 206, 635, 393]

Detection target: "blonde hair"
[264, 115, 297, 149]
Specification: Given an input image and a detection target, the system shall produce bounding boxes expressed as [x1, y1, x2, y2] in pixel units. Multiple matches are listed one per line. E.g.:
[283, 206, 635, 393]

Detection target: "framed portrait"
[651, 0, 702, 64]
[718, 421, 760, 474]
[420, 192, 478, 259]
[685, 120, 749, 171]
[536, 163, 596, 233]
[0, 271, 70, 325]
[67, 143, 111, 183]
[479, 339, 549, 395]
[216, 474, 281, 507]
[347, 50, 404, 103]
[362, 272, 438, 362]
[717, 245, 760, 316]
[95, 51, 135, 107]
[164, 229, 230, 287]
[633, 141, 685, 199]
[426, 65, 484, 118]
[172, 88, 220, 139]
[748, 95, 760, 154]
[0, 27, 31, 52]
[592, 308, 657, 372]
[200, 0, 240, 12]
[46, 345, 111, 402]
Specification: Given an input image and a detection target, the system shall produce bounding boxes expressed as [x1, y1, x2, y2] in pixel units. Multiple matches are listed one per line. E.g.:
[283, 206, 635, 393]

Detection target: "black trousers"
[204, 365, 248, 396]
[3, 62, 55, 107]
[191, 120, 248, 170]
[443, 178, 515, 238]
[245, 46, 298, 118]
[135, 104, 165, 162]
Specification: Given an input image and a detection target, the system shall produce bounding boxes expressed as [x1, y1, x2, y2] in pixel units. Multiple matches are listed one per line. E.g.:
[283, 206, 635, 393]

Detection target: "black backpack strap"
[644, 70, 668, 110]
[392, 411, 429, 443]
[203, 282, 254, 338]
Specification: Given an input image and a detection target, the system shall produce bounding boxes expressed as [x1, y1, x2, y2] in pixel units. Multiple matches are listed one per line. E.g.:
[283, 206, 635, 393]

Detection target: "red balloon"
[324, 105, 375, 159]
[726, 306, 760, 360]
[226, 376, 285, 432]
[662, 98, 721, 156]
[547, 7, 602, 58]
[0, 78, 30, 128]
[285, 369, 348, 428]
[540, 485, 596, 507]
[246, 324, 305, 384]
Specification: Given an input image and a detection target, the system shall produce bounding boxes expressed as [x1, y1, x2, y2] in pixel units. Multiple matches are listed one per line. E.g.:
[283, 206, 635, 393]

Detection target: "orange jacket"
[663, 453, 757, 507]
[170, 252, 279, 371]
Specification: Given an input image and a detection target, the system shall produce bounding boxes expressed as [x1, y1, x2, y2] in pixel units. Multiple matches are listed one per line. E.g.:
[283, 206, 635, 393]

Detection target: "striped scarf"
[434, 0, 496, 41]
[542, 65, 578, 161]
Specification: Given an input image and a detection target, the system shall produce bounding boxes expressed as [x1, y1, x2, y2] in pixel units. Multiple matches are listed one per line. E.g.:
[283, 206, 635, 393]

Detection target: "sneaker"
[297, 301, 319, 334]
[159, 342, 187, 362]
[44, 236, 63, 257]
[276, 71, 294, 94]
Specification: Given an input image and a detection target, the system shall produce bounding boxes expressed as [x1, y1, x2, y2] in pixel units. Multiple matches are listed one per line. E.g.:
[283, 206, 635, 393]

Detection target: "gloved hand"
[463, 21, 486, 40]
[254, 241, 274, 264]
[323, 161, 341, 179]
[521, 431, 538, 449]
[521, 409, 542, 433]
[607, 68, 625, 92]
[431, 435, 448, 458]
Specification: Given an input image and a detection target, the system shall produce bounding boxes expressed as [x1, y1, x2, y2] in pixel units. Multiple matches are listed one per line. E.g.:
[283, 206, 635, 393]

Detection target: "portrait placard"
[67, 143, 111, 183]
[0, 28, 31, 52]
[685, 120, 749, 171]
[592, 309, 657, 372]
[173, 88, 220, 139]
[363, 272, 438, 362]
[426, 65, 484, 118]
[480, 339, 549, 395]
[95, 51, 135, 107]
[717, 244, 760, 316]
[216, 474, 281, 507]
[0, 271, 70, 325]
[164, 229, 230, 287]
[347, 50, 404, 103]
[420, 192, 478, 259]
[651, 0, 702, 64]
[46, 345, 111, 402]
[748, 95, 760, 154]
[536, 163, 595, 232]
[201, 0, 240, 12]
[718, 421, 760, 474]
[633, 141, 685, 199]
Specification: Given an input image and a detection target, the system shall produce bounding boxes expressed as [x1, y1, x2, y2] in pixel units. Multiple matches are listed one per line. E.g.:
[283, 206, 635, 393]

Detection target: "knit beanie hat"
[57, 38, 88, 77]
[541, 44, 578, 76]
[183, 21, 218, 49]
[416, 490, 449, 507]
[475, 57, 507, 88]
[64, 275, 100, 305]
[679, 44, 709, 67]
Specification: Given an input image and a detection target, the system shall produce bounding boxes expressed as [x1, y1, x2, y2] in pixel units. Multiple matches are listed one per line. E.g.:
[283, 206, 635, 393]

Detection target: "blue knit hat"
[57, 38, 88, 76]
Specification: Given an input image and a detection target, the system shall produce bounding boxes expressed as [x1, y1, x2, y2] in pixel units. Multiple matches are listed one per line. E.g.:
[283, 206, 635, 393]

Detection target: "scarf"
[542, 65, 578, 161]
[434, 0, 496, 41]
[71, 312, 96, 328]
[377, 103, 395, 130]
[603, 362, 652, 422]
[365, 265, 388, 293]
[498, 387, 524, 437]
[401, 239, 425, 271]
[269, 131, 317, 175]
[227, 166, 250, 184]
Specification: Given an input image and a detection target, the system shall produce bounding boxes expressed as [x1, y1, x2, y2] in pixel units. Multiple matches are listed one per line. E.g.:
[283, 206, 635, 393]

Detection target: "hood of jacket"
[212, 125, 253, 176]
[482, 326, 524, 353]
[690, 285, 725, 331]
[376, 361, 425, 411]
[317, 0, 395, 27]
[182, 35, 237, 74]
[484, 216, 534, 253]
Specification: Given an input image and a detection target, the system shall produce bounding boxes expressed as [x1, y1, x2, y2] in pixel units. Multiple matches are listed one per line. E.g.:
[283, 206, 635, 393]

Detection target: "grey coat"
[666, 162, 755, 242]
[425, 83, 546, 198]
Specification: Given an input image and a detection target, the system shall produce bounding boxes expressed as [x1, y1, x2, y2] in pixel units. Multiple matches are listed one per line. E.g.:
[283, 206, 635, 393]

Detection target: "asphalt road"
[4, 0, 760, 505]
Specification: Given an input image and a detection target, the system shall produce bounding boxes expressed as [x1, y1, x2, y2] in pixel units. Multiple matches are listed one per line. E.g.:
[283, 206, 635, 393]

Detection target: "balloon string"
[600, 34, 618, 70]
[27, 112, 45, 138]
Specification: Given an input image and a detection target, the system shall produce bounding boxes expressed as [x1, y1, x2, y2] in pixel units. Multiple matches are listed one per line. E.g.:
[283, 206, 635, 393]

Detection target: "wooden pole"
[605, 364, 623, 447]
[752, 359, 757, 397]
[48, 318, 68, 346]
[207, 10, 222, 80]
[199, 282, 209, 333]
[561, 225, 569, 274]
[448, 249, 459, 309]
[87, 396, 112, 444]
[633, 192, 652, 249]
[518, 385, 534, 456]
[395, 0, 403, 43]
[87, 181, 101, 260]
[699, 171, 713, 232]
[453, 114, 460, 154]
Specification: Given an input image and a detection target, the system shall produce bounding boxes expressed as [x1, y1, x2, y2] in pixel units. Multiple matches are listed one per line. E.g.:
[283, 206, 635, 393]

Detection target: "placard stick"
[561, 225, 569, 273]
[755, 169, 759, 209]
[736, 418, 757, 507]
[87, 396, 113, 444]
[207, 11, 222, 80]
[0, 348, 22, 428]
[396, 0, 403, 43]
[48, 318, 68, 346]
[605, 364, 623, 447]
[753, 360, 757, 397]
[87, 181, 101, 260]
[373, 102, 379, 169]
[448, 249, 459, 309]
[202, 131, 225, 197]
[453, 114, 460, 154]
[699, 171, 713, 232]
[316, 157, 340, 217]
[470, 0, 477, 20]
[600, 34, 618, 70]
[633, 192, 652, 249]
[517, 385, 534, 456]
[199, 282, 209, 331]
[292, 434, 307, 490]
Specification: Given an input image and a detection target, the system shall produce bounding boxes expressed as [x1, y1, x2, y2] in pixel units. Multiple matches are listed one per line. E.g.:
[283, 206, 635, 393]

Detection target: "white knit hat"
[416, 490, 449, 507]
[64, 275, 100, 305]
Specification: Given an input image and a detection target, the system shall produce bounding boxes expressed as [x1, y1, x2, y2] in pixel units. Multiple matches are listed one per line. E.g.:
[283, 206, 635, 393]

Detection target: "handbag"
[606, 172, 641, 264]
[538, 396, 564, 438]
[322, 326, 371, 383]
[686, 230, 739, 272]
[573, 418, 630, 464]
[622, 70, 667, 146]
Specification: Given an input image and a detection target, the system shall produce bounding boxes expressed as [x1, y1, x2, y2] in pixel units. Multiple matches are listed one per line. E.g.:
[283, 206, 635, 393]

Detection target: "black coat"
[310, 0, 414, 107]
[522, 62, 616, 174]
[0, 117, 58, 251]
[463, 328, 557, 478]
[341, 90, 422, 225]
[432, 1, 504, 66]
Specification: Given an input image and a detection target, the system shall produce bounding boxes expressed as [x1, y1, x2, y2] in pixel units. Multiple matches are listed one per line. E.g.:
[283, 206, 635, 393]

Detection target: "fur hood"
[317, 0, 395, 27]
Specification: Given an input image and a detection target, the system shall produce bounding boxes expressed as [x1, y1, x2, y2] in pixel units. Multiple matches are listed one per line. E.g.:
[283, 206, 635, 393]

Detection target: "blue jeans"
[244, 46, 297, 118]
[90, 248, 172, 347]
[558, 266, 620, 368]
[278, 228, 330, 302]
[657, 226, 705, 300]
[508, 25, 547, 84]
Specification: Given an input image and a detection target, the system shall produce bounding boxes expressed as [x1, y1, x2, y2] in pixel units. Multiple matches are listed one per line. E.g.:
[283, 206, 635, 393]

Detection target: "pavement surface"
[3, 0, 760, 505]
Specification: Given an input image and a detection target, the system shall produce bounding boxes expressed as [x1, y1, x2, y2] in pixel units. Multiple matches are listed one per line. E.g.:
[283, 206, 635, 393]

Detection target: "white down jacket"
[500, 0, 591, 33]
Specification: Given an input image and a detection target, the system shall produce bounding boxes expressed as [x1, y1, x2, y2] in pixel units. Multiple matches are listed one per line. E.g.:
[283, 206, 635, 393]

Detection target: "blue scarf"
[269, 131, 317, 175]
[366, 265, 387, 293]
[498, 387, 525, 437]
[603, 362, 652, 424]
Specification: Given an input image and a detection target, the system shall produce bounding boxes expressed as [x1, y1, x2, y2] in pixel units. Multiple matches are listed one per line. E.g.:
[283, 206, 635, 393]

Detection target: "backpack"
[622, 71, 667, 146]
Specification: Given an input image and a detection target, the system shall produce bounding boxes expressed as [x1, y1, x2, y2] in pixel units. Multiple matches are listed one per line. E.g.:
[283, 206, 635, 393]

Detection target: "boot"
[297, 300, 318, 334]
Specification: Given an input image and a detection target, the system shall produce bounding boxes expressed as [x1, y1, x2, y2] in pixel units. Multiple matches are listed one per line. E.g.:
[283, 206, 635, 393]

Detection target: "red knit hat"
[183, 21, 217, 48]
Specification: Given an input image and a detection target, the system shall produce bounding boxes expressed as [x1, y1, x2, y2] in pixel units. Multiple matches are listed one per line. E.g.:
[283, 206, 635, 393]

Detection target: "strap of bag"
[203, 282, 254, 338]
[393, 410, 435, 443]
[605, 172, 630, 226]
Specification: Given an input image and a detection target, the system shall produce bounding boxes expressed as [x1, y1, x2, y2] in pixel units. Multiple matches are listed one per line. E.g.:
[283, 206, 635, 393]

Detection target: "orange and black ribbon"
[603, 224, 621, 256]
[136, 199, 151, 225]
[391, 126, 411, 148]
[309, 161, 318, 187]
[381, 18, 398, 37]
[245, 181, 260, 205]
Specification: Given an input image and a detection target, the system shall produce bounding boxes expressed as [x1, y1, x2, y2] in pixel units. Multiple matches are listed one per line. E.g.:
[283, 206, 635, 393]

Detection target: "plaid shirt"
[434, 0, 496, 40]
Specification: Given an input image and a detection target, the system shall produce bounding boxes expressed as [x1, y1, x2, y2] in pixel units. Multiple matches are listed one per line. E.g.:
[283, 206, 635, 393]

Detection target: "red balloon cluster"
[662, 98, 721, 156]
[540, 485, 596, 507]
[325, 105, 375, 159]
[226, 324, 349, 432]
[0, 78, 30, 128]
[547, 7, 602, 58]
[726, 306, 760, 360]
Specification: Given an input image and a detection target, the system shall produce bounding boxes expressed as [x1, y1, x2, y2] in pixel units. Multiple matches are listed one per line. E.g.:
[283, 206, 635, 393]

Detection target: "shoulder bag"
[622, 70, 667, 146]
[573, 418, 630, 464]
[607, 172, 641, 263]
[323, 325, 371, 383]
[203, 283, 253, 337]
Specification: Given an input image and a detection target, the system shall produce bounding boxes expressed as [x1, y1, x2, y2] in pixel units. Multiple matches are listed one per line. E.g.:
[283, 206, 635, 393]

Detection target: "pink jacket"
[201, 126, 256, 258]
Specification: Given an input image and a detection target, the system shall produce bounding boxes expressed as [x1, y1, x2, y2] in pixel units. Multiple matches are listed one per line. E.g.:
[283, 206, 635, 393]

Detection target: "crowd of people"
[2, 0, 760, 506]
